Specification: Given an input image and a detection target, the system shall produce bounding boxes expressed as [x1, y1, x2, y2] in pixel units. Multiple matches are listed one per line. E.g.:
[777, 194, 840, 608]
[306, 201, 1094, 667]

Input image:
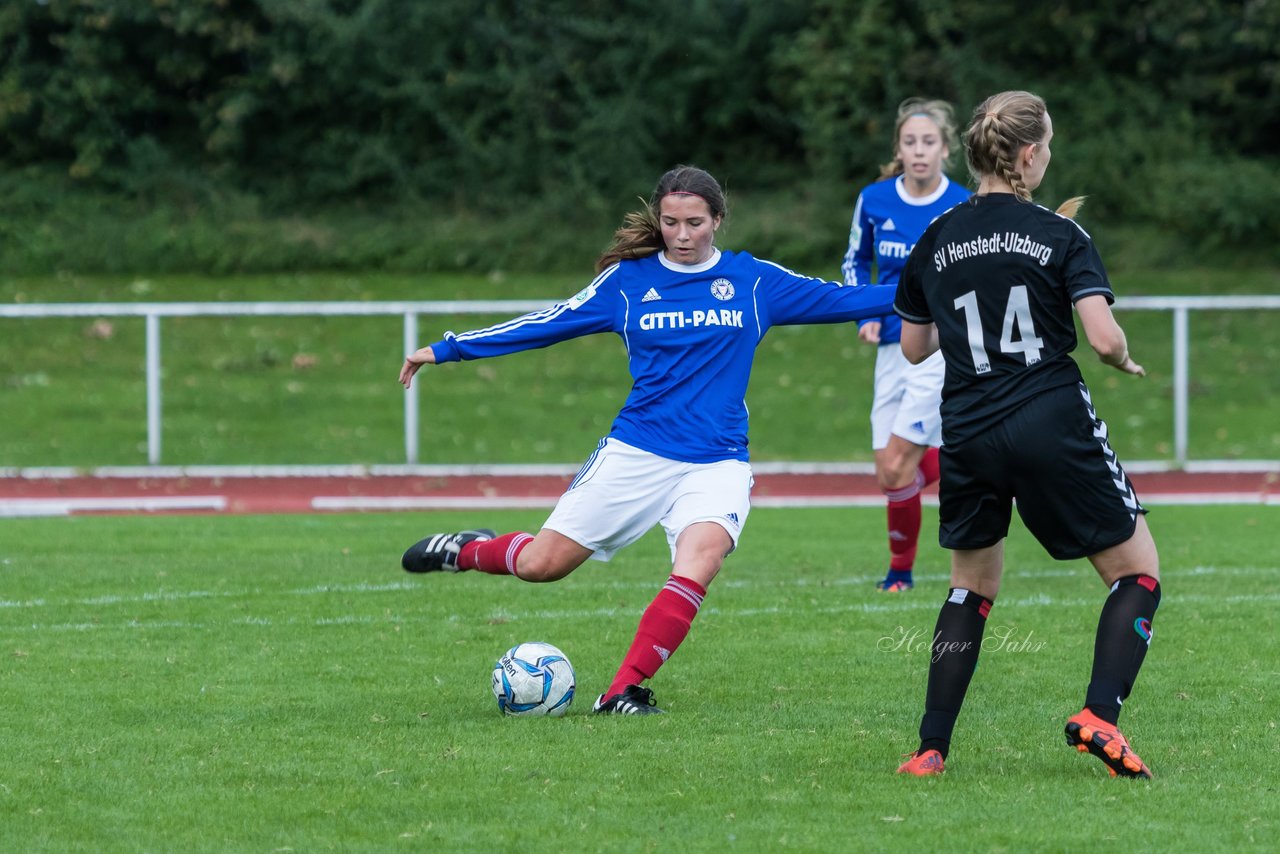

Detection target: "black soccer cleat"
[592, 684, 665, 715]
[401, 529, 496, 573]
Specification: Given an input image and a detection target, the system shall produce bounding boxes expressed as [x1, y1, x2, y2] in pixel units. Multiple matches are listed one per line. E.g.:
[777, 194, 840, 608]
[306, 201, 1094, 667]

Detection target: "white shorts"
[542, 438, 753, 563]
[869, 343, 944, 450]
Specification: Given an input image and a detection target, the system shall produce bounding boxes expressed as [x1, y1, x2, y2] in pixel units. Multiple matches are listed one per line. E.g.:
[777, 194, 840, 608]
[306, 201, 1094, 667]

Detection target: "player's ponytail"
[596, 203, 663, 273]
[596, 165, 727, 273]
[1055, 196, 1086, 220]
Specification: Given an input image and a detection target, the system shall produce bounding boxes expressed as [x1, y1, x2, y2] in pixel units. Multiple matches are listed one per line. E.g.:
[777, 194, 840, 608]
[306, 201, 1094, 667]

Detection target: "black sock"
[918, 588, 992, 759]
[1084, 575, 1161, 725]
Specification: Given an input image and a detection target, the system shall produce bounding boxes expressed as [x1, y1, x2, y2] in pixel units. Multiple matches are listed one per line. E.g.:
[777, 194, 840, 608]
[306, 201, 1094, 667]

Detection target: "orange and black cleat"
[1064, 708, 1153, 779]
[897, 749, 945, 776]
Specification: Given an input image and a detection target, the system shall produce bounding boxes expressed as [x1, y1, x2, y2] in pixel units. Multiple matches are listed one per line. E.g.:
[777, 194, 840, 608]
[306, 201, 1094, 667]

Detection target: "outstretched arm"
[399, 346, 436, 389]
[1076, 295, 1145, 376]
[397, 276, 618, 389]
[760, 262, 897, 327]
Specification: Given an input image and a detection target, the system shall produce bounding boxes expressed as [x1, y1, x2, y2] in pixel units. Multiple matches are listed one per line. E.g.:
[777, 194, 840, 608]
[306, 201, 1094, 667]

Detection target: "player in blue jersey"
[893, 92, 1160, 778]
[397, 165, 896, 715]
[841, 99, 971, 592]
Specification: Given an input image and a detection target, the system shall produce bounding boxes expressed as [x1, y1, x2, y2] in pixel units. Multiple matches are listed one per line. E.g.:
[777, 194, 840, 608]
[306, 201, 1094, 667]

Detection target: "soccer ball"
[491, 641, 576, 717]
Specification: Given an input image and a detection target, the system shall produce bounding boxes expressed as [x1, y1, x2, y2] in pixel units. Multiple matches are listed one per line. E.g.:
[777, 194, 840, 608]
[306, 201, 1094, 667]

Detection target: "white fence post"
[1172, 306, 1189, 468]
[403, 312, 419, 465]
[145, 312, 162, 465]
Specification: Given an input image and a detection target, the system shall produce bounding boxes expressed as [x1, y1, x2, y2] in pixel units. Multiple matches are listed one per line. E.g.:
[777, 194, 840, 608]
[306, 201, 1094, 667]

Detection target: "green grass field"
[2, 505, 1276, 851]
[2, 269, 1278, 468]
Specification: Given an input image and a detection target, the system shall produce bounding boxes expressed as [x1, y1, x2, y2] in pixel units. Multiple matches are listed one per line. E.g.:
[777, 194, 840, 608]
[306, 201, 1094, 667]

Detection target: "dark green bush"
[1, 0, 1277, 275]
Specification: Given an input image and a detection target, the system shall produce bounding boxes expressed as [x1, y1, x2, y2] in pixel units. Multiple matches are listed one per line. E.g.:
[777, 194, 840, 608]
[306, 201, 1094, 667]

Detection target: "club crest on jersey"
[710, 278, 735, 301]
[567, 283, 597, 310]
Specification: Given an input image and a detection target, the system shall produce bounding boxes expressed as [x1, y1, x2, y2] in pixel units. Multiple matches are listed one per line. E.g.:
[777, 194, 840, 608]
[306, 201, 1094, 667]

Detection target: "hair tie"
[985, 111, 999, 119]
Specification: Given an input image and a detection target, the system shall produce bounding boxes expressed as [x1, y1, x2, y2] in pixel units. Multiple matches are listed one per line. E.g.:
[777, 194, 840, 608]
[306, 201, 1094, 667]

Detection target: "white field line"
[312, 493, 1278, 511]
[1139, 493, 1280, 506]
[2, 492, 1273, 517]
[0, 496, 226, 517]
[313, 495, 911, 510]
[1, 564, 1271, 612]
[312, 496, 562, 510]
[6, 459, 1278, 478]
[3, 566, 1276, 633]
[11, 590, 1280, 634]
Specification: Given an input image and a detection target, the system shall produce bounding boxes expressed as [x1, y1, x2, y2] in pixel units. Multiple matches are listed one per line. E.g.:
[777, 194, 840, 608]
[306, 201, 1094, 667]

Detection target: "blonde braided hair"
[965, 91, 1087, 218]
[964, 91, 1047, 201]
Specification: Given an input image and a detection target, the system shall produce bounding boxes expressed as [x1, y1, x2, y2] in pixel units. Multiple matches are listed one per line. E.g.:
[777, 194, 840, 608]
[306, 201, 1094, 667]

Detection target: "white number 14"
[952, 285, 1043, 374]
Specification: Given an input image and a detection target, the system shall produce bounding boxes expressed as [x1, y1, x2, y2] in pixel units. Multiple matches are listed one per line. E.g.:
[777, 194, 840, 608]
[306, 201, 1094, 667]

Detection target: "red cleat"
[897, 749, 945, 776]
[1064, 708, 1153, 779]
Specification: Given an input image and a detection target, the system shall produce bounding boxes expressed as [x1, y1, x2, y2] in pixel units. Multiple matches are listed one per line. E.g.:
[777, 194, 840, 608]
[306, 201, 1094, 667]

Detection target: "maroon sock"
[920, 446, 941, 486]
[604, 575, 706, 699]
[458, 532, 534, 576]
[885, 471, 924, 572]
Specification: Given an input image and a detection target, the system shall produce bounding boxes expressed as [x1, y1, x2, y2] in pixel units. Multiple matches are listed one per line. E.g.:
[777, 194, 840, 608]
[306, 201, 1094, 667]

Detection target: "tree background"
[1, 0, 1277, 275]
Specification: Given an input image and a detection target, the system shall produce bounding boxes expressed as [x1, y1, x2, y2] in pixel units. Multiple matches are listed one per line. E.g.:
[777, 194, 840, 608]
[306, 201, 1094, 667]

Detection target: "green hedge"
[2, 0, 1278, 274]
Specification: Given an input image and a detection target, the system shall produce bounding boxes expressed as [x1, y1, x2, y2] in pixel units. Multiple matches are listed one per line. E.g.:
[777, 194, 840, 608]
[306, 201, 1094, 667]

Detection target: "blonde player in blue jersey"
[842, 99, 972, 592]
[398, 165, 896, 715]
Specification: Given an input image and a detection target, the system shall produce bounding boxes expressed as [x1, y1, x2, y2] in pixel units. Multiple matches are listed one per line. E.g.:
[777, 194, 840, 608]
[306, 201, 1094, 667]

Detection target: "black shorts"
[938, 381, 1146, 560]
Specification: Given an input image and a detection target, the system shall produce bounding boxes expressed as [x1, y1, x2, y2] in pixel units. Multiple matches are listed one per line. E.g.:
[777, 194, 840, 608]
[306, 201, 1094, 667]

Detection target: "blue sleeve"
[840, 190, 885, 332]
[839, 191, 876, 288]
[430, 271, 618, 363]
[758, 259, 896, 329]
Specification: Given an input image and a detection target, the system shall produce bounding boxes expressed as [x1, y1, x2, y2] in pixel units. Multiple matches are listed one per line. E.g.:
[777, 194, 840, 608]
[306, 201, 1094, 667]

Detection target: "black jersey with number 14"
[894, 193, 1115, 446]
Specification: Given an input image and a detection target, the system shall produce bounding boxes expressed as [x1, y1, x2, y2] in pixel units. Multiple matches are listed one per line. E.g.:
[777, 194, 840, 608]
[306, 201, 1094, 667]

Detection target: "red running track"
[0, 470, 1276, 516]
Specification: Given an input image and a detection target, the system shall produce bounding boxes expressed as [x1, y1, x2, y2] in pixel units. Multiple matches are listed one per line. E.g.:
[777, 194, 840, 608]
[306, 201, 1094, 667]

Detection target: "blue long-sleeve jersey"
[430, 249, 896, 463]
[840, 174, 970, 344]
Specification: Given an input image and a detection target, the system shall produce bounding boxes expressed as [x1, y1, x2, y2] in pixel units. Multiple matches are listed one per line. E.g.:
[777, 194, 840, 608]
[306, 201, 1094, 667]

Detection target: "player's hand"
[1115, 354, 1145, 377]
[400, 346, 436, 388]
[857, 322, 882, 344]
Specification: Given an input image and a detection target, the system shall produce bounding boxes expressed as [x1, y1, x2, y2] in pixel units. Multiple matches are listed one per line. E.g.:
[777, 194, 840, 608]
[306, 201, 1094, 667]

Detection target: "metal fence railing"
[4, 296, 1279, 470]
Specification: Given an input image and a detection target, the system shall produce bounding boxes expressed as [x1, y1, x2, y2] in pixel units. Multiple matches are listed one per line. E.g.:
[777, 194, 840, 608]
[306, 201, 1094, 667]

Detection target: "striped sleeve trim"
[894, 307, 932, 323]
[841, 193, 866, 286]
[454, 302, 570, 342]
[454, 264, 620, 344]
[1070, 287, 1115, 304]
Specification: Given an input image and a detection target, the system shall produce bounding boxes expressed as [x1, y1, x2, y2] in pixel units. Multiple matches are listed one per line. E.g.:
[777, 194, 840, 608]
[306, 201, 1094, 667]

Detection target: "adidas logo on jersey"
[882, 218, 897, 231]
[641, 288, 662, 303]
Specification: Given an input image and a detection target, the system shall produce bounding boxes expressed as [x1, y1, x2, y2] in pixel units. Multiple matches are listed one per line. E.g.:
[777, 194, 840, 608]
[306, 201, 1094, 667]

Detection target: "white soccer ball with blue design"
[491, 641, 575, 717]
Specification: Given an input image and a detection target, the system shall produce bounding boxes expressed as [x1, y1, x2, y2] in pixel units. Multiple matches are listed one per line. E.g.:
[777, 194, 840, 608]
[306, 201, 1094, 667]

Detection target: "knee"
[672, 532, 730, 588]
[676, 554, 723, 589]
[876, 454, 917, 491]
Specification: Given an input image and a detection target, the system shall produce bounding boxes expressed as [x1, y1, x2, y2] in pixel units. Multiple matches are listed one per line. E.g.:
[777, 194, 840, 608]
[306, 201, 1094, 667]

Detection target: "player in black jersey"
[892, 91, 1161, 778]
